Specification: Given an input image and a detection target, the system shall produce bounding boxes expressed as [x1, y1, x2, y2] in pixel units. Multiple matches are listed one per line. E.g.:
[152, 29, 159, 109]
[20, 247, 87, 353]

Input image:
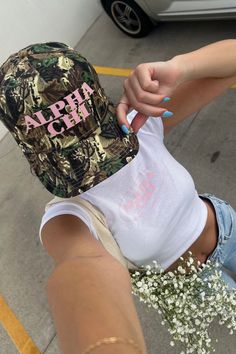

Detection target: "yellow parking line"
[94, 65, 236, 89]
[0, 294, 41, 354]
[93, 65, 132, 77]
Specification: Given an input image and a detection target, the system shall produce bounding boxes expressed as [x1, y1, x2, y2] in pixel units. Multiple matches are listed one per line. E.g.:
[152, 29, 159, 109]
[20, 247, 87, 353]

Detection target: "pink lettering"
[61, 114, 73, 129]
[34, 110, 53, 125]
[82, 83, 94, 99]
[48, 100, 65, 119]
[61, 110, 82, 129]
[64, 89, 84, 110]
[47, 119, 65, 137]
[119, 171, 157, 213]
[24, 83, 94, 135]
[24, 115, 41, 133]
[78, 102, 90, 120]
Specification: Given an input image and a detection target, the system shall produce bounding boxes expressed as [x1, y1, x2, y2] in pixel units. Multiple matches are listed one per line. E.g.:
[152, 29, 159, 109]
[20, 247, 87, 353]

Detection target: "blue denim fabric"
[198, 193, 236, 289]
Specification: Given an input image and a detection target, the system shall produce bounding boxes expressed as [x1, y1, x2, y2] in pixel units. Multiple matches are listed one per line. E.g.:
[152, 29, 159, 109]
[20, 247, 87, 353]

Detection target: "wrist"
[168, 53, 195, 85]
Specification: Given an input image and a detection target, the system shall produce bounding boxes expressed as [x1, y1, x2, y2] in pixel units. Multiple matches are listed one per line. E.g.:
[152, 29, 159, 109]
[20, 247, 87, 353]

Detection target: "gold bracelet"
[81, 336, 143, 354]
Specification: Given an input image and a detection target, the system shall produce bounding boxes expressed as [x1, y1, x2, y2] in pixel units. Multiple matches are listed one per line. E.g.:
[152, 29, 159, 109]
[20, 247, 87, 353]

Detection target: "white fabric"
[39, 202, 100, 243]
[39, 110, 207, 271]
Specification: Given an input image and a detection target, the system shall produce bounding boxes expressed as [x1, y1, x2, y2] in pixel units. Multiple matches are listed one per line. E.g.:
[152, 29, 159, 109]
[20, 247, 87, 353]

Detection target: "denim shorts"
[198, 192, 236, 289]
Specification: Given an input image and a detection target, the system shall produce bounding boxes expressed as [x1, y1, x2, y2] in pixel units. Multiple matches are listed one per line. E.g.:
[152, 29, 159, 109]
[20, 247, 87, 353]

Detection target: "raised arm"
[175, 39, 236, 82]
[116, 39, 236, 135]
[158, 73, 236, 136]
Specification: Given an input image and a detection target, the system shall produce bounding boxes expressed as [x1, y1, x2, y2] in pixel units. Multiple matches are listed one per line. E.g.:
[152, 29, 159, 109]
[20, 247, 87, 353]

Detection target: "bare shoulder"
[41, 214, 111, 264]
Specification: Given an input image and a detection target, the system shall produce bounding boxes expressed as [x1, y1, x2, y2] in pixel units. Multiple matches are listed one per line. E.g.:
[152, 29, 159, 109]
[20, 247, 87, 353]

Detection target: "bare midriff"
[165, 198, 219, 273]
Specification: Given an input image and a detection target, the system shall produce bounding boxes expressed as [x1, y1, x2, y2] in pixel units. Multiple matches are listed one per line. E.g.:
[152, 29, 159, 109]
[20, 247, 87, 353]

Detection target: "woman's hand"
[117, 39, 236, 134]
[116, 59, 183, 134]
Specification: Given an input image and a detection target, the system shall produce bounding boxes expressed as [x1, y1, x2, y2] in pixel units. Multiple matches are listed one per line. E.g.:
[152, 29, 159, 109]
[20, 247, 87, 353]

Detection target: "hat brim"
[33, 108, 139, 197]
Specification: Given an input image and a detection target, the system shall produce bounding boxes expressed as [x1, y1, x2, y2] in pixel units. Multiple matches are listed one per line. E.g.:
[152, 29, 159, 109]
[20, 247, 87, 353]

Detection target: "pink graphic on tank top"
[119, 171, 157, 217]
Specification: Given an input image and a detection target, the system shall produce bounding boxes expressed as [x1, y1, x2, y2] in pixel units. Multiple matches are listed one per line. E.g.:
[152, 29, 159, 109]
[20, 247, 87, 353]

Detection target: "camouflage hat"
[0, 42, 139, 197]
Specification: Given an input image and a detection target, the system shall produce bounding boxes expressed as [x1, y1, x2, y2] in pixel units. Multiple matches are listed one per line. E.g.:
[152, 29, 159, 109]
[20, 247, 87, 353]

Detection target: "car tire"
[102, 0, 154, 38]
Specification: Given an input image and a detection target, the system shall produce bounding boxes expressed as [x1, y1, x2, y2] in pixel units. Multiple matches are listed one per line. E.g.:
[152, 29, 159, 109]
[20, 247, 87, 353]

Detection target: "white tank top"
[41, 110, 208, 271]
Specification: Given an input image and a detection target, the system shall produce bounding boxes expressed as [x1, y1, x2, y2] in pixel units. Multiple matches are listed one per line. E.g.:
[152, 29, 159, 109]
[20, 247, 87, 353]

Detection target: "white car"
[100, 0, 236, 37]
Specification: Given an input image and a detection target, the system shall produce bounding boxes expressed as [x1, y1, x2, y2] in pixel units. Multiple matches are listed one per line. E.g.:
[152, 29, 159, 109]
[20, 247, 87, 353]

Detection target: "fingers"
[131, 112, 149, 133]
[116, 94, 150, 135]
[116, 61, 175, 135]
[134, 63, 160, 93]
[125, 75, 166, 106]
[116, 94, 133, 134]
[124, 77, 167, 117]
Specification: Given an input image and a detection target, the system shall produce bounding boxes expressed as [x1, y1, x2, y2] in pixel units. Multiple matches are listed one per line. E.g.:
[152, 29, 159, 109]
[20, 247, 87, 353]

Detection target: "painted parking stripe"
[0, 294, 41, 354]
[94, 66, 236, 90]
[94, 65, 132, 77]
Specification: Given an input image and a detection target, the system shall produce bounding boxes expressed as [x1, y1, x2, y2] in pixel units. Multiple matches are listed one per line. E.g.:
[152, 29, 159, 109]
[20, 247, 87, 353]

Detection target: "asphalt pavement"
[0, 12, 236, 354]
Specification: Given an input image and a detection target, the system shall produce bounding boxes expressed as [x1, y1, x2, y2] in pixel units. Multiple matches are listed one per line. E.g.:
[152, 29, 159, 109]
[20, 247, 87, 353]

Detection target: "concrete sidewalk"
[0, 13, 236, 354]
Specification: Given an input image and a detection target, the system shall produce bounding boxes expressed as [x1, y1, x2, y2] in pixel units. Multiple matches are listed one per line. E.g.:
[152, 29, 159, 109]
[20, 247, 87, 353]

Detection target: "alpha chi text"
[24, 83, 94, 136]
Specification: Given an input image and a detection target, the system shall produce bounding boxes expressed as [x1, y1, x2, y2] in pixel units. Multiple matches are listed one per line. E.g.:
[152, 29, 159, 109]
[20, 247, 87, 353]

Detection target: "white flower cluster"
[129, 252, 236, 354]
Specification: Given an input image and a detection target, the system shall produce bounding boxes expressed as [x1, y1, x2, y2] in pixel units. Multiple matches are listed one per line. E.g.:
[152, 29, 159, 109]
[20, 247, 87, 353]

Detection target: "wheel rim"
[111, 1, 141, 35]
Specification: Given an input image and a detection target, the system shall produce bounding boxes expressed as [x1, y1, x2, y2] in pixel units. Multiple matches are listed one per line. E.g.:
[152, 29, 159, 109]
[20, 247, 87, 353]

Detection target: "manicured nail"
[121, 124, 129, 134]
[162, 97, 171, 103]
[162, 111, 174, 118]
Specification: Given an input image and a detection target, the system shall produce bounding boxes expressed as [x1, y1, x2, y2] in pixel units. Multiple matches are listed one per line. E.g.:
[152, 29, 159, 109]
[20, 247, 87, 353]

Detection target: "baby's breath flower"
[129, 251, 236, 353]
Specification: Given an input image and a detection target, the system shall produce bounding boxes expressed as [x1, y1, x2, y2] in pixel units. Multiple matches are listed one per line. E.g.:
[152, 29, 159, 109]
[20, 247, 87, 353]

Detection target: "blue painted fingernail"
[163, 97, 171, 102]
[162, 111, 174, 118]
[121, 124, 129, 134]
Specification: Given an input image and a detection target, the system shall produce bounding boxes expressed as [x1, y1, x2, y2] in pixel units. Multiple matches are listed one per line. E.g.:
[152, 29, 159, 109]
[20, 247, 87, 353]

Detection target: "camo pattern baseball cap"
[0, 42, 139, 197]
